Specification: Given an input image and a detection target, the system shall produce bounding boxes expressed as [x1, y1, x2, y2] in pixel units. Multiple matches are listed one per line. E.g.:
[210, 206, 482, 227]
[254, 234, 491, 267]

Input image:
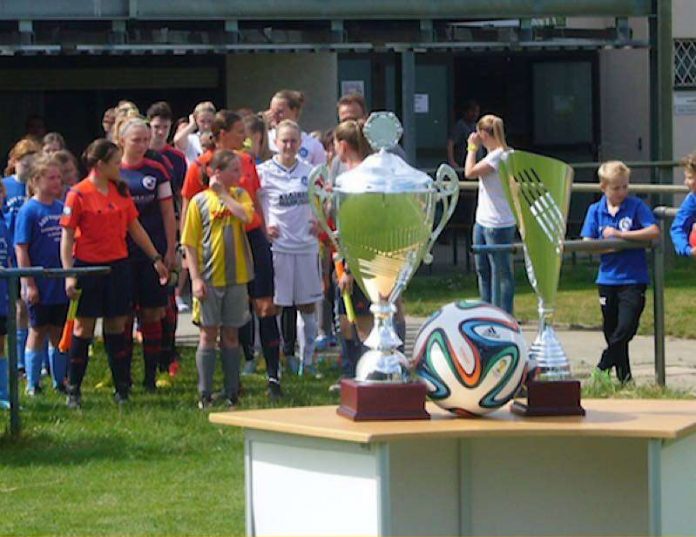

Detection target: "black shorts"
[76, 258, 133, 318]
[28, 303, 68, 328]
[336, 282, 371, 317]
[0, 316, 7, 336]
[131, 258, 168, 309]
[246, 227, 274, 299]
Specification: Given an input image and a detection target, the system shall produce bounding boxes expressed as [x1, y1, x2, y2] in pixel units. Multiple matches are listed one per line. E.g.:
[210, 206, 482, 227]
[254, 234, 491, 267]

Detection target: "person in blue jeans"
[464, 114, 515, 314]
[581, 161, 659, 384]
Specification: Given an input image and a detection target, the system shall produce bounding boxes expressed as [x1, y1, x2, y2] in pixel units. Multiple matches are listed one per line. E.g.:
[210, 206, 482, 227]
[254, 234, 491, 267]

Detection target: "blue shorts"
[246, 227, 274, 300]
[131, 258, 168, 309]
[76, 258, 133, 319]
[28, 302, 68, 328]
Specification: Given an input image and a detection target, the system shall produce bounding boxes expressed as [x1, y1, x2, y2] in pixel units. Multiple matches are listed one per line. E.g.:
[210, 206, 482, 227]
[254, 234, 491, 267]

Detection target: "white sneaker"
[175, 296, 190, 313]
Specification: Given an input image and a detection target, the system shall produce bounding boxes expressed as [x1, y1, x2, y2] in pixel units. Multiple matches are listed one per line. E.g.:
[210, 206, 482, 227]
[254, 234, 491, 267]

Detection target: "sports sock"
[159, 300, 177, 372]
[281, 307, 297, 356]
[0, 356, 9, 403]
[104, 332, 129, 396]
[220, 346, 241, 400]
[24, 349, 44, 390]
[195, 347, 216, 396]
[17, 328, 28, 370]
[49, 344, 68, 390]
[140, 320, 162, 387]
[67, 335, 92, 394]
[299, 310, 318, 367]
[259, 315, 280, 381]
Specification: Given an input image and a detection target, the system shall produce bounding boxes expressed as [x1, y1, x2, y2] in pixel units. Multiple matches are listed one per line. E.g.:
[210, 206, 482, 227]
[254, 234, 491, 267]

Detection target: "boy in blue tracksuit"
[581, 161, 659, 383]
[670, 152, 696, 258]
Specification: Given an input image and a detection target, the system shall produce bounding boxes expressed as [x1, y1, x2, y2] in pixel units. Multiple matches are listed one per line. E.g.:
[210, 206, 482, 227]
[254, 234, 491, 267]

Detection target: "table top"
[209, 399, 696, 444]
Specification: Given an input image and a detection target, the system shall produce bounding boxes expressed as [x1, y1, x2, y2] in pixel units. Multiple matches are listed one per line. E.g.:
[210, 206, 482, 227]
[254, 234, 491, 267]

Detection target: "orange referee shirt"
[181, 149, 262, 231]
[60, 177, 139, 263]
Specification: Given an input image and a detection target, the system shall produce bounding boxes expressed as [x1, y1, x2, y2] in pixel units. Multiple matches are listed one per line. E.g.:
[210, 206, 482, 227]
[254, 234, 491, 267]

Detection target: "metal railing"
[471, 205, 683, 388]
[2, 266, 109, 437]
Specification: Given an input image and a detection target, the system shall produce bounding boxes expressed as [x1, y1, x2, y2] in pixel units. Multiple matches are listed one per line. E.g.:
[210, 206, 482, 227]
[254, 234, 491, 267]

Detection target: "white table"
[210, 399, 696, 536]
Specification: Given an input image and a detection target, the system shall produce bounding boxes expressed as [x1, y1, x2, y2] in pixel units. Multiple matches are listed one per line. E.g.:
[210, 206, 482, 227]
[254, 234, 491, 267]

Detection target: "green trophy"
[498, 150, 585, 416]
[309, 112, 459, 420]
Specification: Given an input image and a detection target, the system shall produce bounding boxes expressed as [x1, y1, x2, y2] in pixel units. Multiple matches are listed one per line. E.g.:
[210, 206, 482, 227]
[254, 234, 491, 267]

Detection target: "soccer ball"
[412, 300, 528, 417]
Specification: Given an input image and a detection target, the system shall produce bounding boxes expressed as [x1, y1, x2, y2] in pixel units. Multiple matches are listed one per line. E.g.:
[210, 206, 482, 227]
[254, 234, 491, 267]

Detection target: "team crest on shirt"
[299, 147, 309, 158]
[301, 175, 308, 186]
[142, 175, 157, 191]
[62, 206, 72, 216]
[618, 216, 633, 231]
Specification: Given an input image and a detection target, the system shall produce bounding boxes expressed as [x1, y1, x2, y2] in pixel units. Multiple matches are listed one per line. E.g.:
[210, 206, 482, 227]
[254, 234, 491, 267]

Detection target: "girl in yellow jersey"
[181, 149, 254, 409]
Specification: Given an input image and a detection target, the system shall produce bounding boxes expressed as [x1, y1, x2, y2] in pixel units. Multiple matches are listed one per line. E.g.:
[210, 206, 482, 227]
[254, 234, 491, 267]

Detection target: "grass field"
[1, 259, 695, 536]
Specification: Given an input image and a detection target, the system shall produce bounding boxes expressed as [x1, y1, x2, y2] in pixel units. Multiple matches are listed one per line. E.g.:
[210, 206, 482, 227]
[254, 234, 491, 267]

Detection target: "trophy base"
[510, 379, 586, 417]
[337, 379, 430, 421]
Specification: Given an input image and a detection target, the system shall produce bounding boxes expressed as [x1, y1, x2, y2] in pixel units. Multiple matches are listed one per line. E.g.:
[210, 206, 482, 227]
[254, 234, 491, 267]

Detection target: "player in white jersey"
[266, 90, 327, 167]
[257, 120, 322, 377]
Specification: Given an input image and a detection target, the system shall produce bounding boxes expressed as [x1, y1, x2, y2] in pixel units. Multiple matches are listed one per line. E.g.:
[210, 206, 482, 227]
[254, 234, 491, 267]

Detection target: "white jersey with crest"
[257, 156, 318, 255]
[267, 129, 327, 166]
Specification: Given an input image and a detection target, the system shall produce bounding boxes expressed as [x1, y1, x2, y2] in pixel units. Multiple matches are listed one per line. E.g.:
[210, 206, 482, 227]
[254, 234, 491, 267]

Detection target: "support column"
[400, 49, 416, 164]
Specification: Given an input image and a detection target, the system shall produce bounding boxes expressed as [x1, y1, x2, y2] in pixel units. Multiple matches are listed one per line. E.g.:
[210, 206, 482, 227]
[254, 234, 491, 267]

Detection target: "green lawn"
[2, 258, 695, 536]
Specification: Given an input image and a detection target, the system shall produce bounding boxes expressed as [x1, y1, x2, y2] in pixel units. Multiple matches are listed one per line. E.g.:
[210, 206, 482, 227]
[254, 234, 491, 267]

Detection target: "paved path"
[175, 312, 696, 392]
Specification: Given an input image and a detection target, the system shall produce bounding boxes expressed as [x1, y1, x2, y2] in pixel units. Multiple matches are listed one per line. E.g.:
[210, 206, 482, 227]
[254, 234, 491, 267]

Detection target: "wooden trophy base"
[511, 379, 586, 417]
[337, 379, 430, 421]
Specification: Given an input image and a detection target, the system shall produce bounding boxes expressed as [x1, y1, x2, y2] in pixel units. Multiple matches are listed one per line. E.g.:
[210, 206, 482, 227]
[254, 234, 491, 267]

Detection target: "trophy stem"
[529, 302, 571, 381]
[355, 301, 410, 383]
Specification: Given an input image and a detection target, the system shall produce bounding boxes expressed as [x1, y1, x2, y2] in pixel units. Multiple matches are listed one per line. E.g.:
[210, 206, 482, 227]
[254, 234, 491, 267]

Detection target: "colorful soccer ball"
[412, 300, 528, 417]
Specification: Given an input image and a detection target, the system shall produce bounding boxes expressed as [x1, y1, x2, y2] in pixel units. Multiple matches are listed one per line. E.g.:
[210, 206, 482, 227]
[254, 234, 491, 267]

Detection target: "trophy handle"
[308, 164, 340, 253]
[422, 163, 460, 264]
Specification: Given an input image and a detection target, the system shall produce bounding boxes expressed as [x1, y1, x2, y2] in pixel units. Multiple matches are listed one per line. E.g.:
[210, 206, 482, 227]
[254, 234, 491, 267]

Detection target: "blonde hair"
[476, 114, 508, 150]
[598, 160, 631, 185]
[276, 119, 301, 138]
[334, 119, 372, 160]
[27, 154, 61, 197]
[194, 101, 216, 117]
[681, 152, 696, 175]
[116, 116, 149, 146]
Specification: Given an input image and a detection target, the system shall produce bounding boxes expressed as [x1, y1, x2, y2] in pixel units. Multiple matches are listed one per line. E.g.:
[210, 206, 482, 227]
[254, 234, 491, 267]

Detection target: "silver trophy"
[309, 112, 459, 419]
[499, 150, 584, 416]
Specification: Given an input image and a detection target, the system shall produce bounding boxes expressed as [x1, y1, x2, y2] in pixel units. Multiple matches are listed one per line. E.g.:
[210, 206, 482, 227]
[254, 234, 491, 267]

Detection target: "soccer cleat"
[66, 394, 81, 409]
[197, 393, 213, 410]
[301, 364, 323, 379]
[168, 360, 180, 378]
[315, 335, 330, 352]
[113, 391, 129, 405]
[285, 355, 300, 375]
[241, 359, 257, 375]
[267, 378, 283, 400]
[328, 380, 342, 393]
[175, 296, 190, 313]
[155, 372, 172, 389]
[224, 398, 238, 410]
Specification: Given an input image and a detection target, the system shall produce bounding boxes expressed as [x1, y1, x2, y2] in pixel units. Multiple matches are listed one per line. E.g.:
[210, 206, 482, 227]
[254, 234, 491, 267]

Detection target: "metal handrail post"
[7, 275, 19, 436]
[652, 222, 666, 387]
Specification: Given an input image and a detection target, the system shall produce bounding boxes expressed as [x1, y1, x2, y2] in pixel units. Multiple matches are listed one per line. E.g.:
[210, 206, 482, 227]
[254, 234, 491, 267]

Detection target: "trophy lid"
[336, 112, 433, 194]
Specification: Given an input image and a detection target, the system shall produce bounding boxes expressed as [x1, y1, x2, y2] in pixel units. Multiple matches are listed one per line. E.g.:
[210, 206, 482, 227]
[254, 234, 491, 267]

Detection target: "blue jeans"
[473, 223, 515, 314]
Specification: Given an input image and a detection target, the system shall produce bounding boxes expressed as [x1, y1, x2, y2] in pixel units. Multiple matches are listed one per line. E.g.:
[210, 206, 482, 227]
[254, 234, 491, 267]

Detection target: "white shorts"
[272, 251, 323, 307]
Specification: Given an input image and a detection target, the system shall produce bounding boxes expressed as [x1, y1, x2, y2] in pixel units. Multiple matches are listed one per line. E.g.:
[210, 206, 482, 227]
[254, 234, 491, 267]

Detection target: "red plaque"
[511, 379, 586, 417]
[337, 379, 430, 421]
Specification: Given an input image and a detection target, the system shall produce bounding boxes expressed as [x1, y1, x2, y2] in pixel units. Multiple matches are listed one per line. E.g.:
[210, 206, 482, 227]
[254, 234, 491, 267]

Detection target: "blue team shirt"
[2, 175, 27, 242]
[14, 198, 67, 305]
[670, 192, 696, 257]
[581, 195, 656, 285]
[0, 220, 11, 316]
[120, 158, 172, 260]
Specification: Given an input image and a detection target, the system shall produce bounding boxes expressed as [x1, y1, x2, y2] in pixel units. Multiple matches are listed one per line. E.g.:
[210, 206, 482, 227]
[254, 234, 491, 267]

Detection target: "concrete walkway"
[175, 312, 696, 392]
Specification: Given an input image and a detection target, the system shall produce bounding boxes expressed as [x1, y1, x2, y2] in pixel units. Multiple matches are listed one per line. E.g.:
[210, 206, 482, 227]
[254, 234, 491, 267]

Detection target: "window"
[674, 39, 696, 88]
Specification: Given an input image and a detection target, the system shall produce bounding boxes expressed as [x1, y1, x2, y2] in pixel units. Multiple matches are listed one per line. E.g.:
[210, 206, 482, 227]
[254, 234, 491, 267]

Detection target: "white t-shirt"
[183, 132, 203, 165]
[257, 156, 318, 255]
[475, 147, 515, 228]
[268, 129, 327, 167]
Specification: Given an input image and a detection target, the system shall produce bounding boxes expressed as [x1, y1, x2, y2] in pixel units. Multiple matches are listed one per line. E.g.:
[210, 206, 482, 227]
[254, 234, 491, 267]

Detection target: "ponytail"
[82, 139, 129, 197]
[476, 114, 508, 150]
[334, 119, 372, 160]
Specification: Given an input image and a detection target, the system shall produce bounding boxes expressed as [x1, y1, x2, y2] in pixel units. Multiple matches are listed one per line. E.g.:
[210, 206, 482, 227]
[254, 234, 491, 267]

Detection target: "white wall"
[673, 0, 696, 183]
[224, 53, 338, 133]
